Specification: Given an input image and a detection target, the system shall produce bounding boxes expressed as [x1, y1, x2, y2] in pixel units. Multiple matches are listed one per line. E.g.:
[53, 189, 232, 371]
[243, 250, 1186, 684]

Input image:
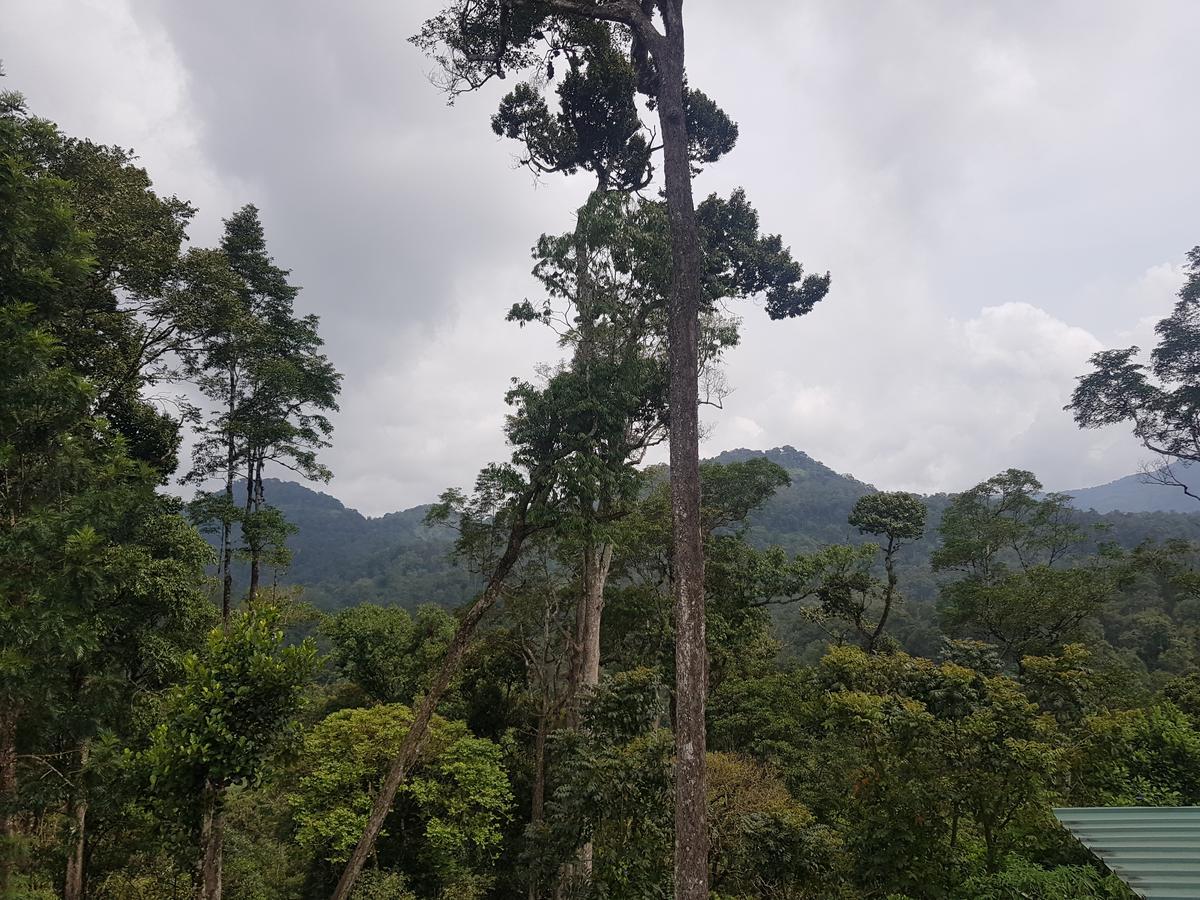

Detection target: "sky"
[4, 0, 1199, 516]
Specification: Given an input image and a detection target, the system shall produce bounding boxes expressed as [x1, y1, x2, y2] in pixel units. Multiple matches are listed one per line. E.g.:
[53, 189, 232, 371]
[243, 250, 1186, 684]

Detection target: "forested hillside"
[254, 446, 1200, 619]
[209, 479, 471, 610]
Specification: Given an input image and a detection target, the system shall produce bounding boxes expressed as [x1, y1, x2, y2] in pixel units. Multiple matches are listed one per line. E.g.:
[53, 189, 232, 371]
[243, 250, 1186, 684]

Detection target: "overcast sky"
[5, 0, 1199, 515]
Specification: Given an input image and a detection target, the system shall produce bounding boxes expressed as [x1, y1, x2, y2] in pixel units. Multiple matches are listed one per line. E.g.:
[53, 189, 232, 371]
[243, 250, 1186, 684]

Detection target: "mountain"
[1064, 466, 1200, 514]
[206, 478, 474, 611]
[228, 452, 1200, 612]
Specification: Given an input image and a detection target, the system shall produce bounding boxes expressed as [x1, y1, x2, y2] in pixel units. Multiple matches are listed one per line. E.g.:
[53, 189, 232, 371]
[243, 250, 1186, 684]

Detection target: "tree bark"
[571, 543, 611, 878]
[252, 457, 265, 597]
[330, 494, 539, 900]
[651, 4, 710, 897]
[245, 457, 258, 602]
[531, 715, 548, 827]
[578, 543, 614, 692]
[196, 780, 224, 900]
[62, 797, 87, 900]
[221, 375, 236, 622]
[566, 189, 603, 728]
[868, 539, 899, 652]
[62, 743, 90, 900]
[0, 704, 18, 896]
[982, 821, 999, 874]
[527, 713, 549, 900]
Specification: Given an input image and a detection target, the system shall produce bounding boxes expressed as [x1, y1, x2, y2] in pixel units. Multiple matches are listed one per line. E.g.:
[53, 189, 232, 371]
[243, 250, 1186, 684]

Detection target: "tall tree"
[1068, 245, 1200, 501]
[413, 8, 830, 894]
[179, 250, 251, 620]
[11, 94, 198, 480]
[512, 189, 813, 703]
[492, 26, 676, 735]
[0, 89, 213, 897]
[184, 206, 341, 615]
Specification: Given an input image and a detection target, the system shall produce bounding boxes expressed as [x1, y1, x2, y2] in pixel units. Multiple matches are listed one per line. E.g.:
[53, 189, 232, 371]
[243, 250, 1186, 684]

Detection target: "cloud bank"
[5, 0, 1199, 513]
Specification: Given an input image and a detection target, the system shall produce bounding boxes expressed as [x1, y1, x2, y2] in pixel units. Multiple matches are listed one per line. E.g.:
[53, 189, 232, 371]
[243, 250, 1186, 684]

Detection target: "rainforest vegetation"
[4, 4, 1200, 900]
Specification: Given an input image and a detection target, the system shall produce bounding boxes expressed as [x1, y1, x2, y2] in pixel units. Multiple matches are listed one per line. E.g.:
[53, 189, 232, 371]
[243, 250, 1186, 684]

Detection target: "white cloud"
[1115, 261, 1187, 347]
[704, 300, 1139, 496]
[2, 0, 239, 243]
[956, 303, 1101, 380]
[7, 0, 1200, 514]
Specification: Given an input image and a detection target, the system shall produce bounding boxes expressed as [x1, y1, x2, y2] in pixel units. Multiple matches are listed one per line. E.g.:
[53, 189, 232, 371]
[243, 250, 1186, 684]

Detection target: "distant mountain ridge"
[229, 450, 1200, 611]
[206, 478, 472, 610]
[1063, 465, 1200, 514]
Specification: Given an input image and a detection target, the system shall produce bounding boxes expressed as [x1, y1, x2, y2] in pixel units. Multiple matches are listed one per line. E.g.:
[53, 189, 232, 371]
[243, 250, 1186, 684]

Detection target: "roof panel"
[1053, 807, 1200, 900]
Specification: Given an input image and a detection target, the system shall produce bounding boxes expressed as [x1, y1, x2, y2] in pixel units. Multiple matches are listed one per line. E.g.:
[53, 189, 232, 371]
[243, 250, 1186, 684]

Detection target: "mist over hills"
[235, 447, 1200, 611]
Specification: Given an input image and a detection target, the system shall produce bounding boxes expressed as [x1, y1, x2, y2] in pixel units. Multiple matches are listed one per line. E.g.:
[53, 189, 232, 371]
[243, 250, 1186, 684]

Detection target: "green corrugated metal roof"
[1053, 807, 1200, 899]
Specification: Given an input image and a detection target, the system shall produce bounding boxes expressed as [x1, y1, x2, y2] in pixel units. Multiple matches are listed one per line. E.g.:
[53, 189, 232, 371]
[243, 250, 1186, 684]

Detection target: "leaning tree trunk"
[330, 494, 539, 900]
[647, 4, 710, 898]
[196, 779, 224, 900]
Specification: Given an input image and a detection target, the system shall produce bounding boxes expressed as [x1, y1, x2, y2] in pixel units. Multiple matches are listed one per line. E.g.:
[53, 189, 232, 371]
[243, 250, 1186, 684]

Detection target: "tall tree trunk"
[982, 821, 999, 874]
[0, 704, 18, 896]
[527, 712, 549, 900]
[221, 375, 236, 622]
[63, 798, 88, 900]
[63, 743, 90, 900]
[652, 5, 710, 897]
[572, 541, 613, 881]
[196, 780, 224, 900]
[578, 542, 613, 692]
[245, 456, 259, 602]
[566, 187, 604, 728]
[331, 493, 540, 900]
[530, 714, 548, 828]
[251, 457, 265, 598]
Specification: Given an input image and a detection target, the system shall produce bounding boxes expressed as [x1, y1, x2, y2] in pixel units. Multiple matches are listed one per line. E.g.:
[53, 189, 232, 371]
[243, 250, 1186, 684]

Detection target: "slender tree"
[184, 206, 340, 615]
[180, 250, 251, 620]
[847, 491, 927, 651]
[491, 27, 667, 733]
[221, 206, 340, 598]
[329, 370, 580, 899]
[413, 9, 829, 892]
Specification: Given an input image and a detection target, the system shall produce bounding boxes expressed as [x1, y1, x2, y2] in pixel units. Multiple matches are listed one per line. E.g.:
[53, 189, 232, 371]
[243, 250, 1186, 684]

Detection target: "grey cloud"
[6, 0, 1199, 513]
